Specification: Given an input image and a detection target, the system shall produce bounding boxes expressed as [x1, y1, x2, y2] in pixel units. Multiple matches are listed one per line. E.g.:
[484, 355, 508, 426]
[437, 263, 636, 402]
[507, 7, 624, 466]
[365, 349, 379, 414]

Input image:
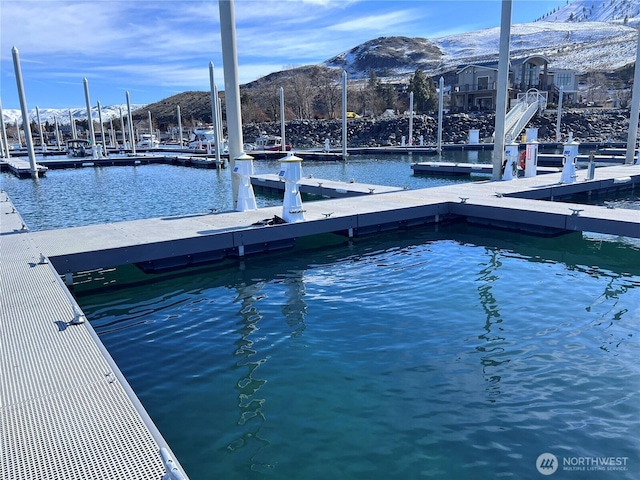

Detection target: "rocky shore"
[243, 109, 632, 149]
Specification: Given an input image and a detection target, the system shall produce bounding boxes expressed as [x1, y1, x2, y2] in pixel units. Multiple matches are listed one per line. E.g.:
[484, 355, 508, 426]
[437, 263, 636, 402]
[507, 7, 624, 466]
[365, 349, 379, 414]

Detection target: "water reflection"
[227, 281, 270, 466]
[475, 248, 509, 401]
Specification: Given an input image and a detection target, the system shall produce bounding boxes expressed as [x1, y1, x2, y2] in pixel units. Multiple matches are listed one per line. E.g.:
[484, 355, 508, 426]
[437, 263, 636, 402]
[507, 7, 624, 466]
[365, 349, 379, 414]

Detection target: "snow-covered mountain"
[326, 0, 640, 79]
[2, 104, 146, 128]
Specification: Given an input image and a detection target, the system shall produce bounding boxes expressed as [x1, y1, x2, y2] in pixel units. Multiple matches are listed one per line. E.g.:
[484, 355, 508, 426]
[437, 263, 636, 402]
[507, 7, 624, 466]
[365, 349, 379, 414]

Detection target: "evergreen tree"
[408, 69, 437, 113]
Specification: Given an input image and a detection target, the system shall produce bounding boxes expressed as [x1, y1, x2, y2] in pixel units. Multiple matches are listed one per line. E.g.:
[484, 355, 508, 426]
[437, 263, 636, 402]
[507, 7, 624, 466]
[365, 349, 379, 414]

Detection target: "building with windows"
[450, 55, 578, 112]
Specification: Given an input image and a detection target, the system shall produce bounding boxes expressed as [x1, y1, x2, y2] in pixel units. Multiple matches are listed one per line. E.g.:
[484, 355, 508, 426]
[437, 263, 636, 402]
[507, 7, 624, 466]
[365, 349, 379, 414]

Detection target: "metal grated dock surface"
[1, 192, 177, 479]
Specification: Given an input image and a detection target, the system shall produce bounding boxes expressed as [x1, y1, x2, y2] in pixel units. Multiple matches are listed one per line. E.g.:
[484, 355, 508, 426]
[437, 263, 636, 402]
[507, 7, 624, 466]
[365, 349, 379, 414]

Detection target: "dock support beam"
[83, 78, 98, 158]
[177, 106, 183, 149]
[209, 62, 222, 165]
[219, 0, 248, 209]
[280, 87, 286, 152]
[437, 77, 444, 154]
[98, 101, 108, 155]
[342, 70, 348, 160]
[0, 101, 10, 159]
[11, 46, 38, 177]
[491, 0, 512, 180]
[626, 29, 640, 165]
[126, 91, 136, 155]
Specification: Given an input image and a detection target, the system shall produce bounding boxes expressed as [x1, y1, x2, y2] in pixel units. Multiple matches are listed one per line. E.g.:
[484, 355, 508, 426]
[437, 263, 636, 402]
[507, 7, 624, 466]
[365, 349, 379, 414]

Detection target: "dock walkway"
[251, 173, 405, 197]
[0, 157, 48, 178]
[29, 164, 640, 276]
[0, 192, 186, 479]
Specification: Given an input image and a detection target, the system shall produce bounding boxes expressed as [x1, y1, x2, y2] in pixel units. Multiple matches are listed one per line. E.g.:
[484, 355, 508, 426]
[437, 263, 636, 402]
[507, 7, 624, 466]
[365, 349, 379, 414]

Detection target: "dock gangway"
[497, 89, 547, 143]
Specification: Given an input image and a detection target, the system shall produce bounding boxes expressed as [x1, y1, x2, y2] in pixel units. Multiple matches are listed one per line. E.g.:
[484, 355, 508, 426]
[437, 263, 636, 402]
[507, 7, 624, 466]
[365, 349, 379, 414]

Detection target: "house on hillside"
[450, 55, 578, 112]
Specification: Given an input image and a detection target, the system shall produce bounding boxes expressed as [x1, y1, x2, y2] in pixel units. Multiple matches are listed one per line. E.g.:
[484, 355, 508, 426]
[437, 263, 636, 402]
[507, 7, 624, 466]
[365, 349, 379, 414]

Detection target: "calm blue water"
[77, 226, 640, 479]
[2, 153, 639, 479]
[0, 152, 480, 231]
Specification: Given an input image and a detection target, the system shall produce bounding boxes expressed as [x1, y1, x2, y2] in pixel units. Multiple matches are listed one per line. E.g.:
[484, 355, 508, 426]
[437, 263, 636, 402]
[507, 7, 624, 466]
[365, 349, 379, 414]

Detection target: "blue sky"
[0, 0, 564, 110]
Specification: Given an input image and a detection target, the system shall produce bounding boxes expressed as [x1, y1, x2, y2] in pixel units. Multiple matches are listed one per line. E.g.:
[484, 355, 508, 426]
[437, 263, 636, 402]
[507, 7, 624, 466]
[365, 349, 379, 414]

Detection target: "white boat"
[137, 134, 159, 149]
[254, 133, 291, 152]
[188, 128, 215, 150]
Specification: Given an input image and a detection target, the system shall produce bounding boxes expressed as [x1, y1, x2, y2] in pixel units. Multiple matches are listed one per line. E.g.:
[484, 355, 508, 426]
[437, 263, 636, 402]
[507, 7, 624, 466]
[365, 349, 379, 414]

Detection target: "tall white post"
[408, 91, 414, 146]
[280, 86, 286, 152]
[12, 46, 38, 177]
[626, 27, 640, 164]
[0, 101, 11, 159]
[148, 110, 153, 139]
[491, 0, 512, 180]
[126, 91, 136, 155]
[109, 117, 115, 147]
[437, 76, 444, 153]
[220, 0, 255, 210]
[54, 115, 61, 150]
[97, 100, 107, 156]
[119, 107, 126, 148]
[209, 61, 221, 165]
[555, 85, 563, 142]
[342, 70, 348, 160]
[177, 105, 183, 148]
[36, 106, 47, 152]
[69, 109, 77, 139]
[83, 77, 97, 158]
[15, 120, 22, 147]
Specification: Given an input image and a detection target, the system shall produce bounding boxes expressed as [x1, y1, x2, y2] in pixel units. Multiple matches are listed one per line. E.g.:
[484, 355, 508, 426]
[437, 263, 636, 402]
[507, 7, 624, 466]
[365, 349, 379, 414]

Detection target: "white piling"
[626, 28, 640, 164]
[148, 110, 154, 147]
[278, 153, 305, 223]
[36, 106, 46, 152]
[69, 109, 77, 139]
[54, 115, 61, 150]
[561, 133, 579, 184]
[408, 91, 414, 146]
[401, 136, 406, 147]
[109, 117, 115, 148]
[502, 141, 519, 180]
[83, 77, 97, 158]
[342, 70, 348, 160]
[491, 0, 512, 180]
[437, 76, 444, 153]
[126, 91, 136, 155]
[11, 46, 38, 177]
[15, 119, 22, 147]
[0, 101, 10, 159]
[119, 107, 126, 149]
[177, 105, 183, 148]
[98, 100, 107, 156]
[208, 62, 221, 165]
[219, 0, 252, 209]
[555, 85, 563, 142]
[280, 87, 286, 152]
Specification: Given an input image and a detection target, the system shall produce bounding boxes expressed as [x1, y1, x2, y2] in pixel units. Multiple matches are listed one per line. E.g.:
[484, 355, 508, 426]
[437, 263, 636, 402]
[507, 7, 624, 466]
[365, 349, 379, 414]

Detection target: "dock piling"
[11, 46, 38, 177]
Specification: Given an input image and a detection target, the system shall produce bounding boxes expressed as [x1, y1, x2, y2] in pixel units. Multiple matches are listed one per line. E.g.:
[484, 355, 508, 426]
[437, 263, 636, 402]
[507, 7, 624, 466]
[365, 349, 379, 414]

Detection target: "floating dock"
[0, 157, 49, 178]
[26, 164, 640, 276]
[411, 161, 561, 177]
[251, 173, 405, 197]
[2, 163, 639, 477]
[0, 193, 187, 478]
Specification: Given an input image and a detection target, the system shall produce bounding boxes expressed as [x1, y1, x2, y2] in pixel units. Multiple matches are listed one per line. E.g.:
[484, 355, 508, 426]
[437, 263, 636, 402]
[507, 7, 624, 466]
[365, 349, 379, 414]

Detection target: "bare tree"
[313, 68, 342, 119]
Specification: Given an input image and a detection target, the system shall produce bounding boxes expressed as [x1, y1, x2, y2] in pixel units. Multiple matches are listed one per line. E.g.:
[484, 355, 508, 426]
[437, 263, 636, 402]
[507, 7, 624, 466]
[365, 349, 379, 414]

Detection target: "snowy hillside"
[326, 0, 640, 79]
[537, 0, 640, 23]
[2, 104, 146, 127]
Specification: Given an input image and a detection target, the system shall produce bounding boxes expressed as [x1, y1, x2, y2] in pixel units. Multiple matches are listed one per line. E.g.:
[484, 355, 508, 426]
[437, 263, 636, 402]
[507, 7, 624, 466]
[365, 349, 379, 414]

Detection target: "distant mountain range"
[3, 0, 639, 126]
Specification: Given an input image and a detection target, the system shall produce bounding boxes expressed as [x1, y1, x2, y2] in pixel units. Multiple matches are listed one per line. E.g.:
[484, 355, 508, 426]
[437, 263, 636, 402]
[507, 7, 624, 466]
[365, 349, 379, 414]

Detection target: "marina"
[2, 149, 639, 479]
[2, 0, 640, 476]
